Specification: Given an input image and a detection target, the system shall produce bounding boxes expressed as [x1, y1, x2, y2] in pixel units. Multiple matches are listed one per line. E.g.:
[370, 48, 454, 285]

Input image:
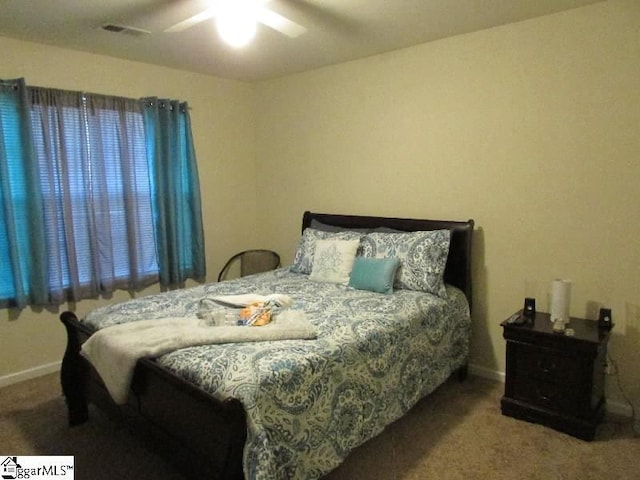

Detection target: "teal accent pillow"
[348, 257, 400, 294]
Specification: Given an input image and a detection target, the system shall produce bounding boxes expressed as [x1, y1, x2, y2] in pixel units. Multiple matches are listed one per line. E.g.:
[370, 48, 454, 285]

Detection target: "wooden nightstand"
[500, 311, 611, 440]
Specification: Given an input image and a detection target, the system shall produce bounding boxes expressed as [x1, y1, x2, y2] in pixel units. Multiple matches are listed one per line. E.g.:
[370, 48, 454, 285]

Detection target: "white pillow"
[309, 239, 360, 285]
[291, 228, 362, 274]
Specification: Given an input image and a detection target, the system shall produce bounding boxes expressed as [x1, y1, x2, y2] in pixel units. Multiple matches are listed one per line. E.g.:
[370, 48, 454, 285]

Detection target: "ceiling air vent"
[101, 24, 151, 37]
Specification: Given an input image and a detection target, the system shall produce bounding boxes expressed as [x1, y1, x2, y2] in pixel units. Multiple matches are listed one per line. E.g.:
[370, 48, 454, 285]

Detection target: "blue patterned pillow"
[348, 257, 400, 294]
[360, 230, 451, 297]
[291, 228, 362, 274]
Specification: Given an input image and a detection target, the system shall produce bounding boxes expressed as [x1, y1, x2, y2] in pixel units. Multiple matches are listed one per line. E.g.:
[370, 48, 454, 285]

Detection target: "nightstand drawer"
[510, 376, 585, 415]
[512, 343, 586, 384]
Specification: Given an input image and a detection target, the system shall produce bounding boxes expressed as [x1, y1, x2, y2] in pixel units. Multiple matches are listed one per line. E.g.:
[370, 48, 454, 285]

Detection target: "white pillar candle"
[550, 279, 572, 324]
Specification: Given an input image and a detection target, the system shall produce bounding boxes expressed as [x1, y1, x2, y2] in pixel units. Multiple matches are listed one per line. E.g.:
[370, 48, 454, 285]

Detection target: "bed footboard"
[59, 311, 247, 480]
[60, 311, 91, 425]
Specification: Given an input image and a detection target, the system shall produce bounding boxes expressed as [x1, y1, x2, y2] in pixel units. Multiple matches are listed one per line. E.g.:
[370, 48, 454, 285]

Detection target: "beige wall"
[254, 0, 640, 408]
[1, 0, 638, 414]
[0, 37, 260, 382]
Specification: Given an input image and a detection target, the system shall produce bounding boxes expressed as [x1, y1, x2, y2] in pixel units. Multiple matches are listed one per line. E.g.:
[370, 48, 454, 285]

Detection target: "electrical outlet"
[626, 302, 640, 330]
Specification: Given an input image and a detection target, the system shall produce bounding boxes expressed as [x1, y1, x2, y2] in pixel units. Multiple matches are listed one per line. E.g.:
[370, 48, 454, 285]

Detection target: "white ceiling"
[0, 0, 603, 82]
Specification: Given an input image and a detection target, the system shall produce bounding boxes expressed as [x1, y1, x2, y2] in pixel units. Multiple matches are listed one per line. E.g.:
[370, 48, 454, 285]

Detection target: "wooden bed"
[60, 211, 474, 479]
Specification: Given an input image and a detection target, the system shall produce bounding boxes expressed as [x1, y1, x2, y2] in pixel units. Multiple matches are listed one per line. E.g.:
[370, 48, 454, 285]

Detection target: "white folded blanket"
[80, 310, 316, 405]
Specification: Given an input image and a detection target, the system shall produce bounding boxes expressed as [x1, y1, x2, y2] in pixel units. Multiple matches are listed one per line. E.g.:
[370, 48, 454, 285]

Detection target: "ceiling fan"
[164, 0, 307, 47]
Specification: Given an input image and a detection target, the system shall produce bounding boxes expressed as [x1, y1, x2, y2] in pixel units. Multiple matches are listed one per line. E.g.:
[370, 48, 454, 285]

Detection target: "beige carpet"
[1, 373, 638, 479]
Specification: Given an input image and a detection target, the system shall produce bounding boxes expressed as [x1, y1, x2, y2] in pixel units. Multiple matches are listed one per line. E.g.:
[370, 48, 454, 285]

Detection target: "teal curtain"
[142, 98, 206, 286]
[0, 79, 48, 307]
[0, 80, 205, 307]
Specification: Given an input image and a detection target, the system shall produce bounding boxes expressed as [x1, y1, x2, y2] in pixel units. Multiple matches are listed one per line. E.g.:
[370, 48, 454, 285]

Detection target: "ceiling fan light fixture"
[216, 1, 258, 48]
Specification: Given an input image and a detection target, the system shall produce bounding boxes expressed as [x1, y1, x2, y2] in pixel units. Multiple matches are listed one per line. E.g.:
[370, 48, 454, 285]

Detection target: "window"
[0, 79, 205, 308]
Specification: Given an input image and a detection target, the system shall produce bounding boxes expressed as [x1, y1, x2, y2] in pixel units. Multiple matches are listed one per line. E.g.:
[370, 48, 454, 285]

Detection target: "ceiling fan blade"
[257, 7, 306, 38]
[164, 9, 215, 33]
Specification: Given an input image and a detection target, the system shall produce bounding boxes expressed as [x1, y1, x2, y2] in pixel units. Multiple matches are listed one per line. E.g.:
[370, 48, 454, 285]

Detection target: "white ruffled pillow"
[291, 228, 362, 274]
[309, 239, 360, 285]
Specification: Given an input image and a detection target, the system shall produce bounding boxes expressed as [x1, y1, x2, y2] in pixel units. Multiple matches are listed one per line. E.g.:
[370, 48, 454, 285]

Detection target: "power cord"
[605, 352, 639, 436]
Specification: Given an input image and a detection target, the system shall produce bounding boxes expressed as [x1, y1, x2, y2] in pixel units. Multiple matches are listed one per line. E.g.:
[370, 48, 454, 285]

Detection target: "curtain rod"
[1, 78, 192, 111]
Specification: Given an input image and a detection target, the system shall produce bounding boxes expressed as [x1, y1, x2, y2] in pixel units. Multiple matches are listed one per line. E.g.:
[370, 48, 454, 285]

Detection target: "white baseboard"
[0, 361, 61, 389]
[469, 363, 505, 382]
[605, 399, 634, 417]
[469, 362, 634, 418]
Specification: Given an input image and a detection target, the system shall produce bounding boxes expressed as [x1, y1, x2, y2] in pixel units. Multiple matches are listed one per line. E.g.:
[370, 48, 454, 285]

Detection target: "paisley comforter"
[83, 268, 471, 480]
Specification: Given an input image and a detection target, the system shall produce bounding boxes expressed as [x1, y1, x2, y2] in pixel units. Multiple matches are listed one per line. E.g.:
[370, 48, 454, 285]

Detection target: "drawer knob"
[535, 387, 557, 403]
[537, 359, 556, 373]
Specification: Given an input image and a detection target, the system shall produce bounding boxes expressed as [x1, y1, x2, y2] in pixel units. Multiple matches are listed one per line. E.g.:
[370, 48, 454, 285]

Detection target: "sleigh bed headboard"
[301, 211, 474, 309]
